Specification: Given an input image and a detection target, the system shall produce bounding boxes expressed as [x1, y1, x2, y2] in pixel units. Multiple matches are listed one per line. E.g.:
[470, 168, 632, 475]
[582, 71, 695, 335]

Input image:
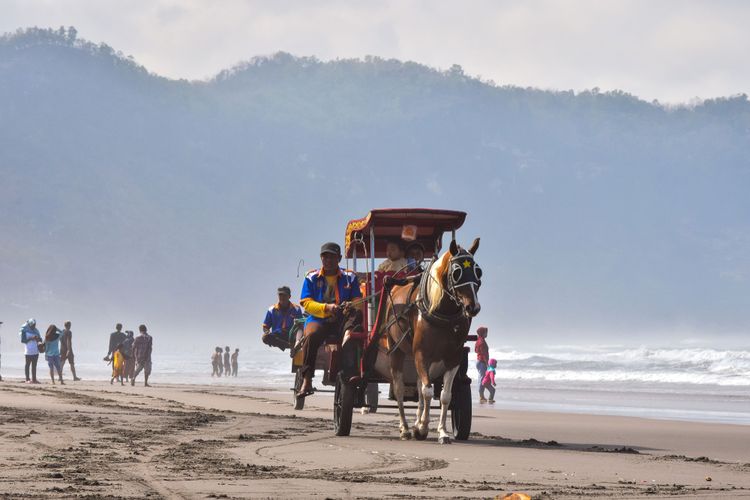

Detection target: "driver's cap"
[320, 242, 341, 256]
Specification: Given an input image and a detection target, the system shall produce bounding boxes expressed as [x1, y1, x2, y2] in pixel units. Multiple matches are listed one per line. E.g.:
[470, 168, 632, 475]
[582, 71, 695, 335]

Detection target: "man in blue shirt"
[297, 242, 363, 397]
[262, 286, 303, 351]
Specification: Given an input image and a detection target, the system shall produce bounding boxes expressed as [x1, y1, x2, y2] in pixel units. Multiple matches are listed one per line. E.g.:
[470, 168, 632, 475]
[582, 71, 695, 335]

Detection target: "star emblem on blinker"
[463, 260, 471, 268]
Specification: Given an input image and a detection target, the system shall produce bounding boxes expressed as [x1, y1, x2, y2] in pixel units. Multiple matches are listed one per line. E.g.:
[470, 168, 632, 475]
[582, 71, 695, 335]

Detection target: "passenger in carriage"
[262, 286, 303, 351]
[405, 242, 426, 272]
[297, 242, 363, 398]
[376, 239, 408, 273]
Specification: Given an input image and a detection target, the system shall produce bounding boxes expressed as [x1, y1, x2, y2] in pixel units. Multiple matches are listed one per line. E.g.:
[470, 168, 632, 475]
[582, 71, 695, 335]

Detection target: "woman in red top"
[474, 326, 489, 402]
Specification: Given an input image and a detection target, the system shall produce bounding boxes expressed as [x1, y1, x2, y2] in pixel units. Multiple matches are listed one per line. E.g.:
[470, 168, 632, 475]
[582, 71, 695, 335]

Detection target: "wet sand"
[1, 379, 749, 499]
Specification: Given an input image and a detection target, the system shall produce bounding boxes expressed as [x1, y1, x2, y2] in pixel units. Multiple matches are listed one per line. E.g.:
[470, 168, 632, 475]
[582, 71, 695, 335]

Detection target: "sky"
[1, 0, 748, 103]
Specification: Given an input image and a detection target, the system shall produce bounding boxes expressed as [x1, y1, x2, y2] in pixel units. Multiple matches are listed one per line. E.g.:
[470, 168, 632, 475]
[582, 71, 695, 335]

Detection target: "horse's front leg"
[437, 365, 459, 444]
[413, 361, 432, 440]
[389, 351, 411, 440]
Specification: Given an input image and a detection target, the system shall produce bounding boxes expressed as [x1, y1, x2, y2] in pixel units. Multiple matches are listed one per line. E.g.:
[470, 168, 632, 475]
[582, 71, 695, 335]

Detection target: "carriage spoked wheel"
[293, 370, 305, 410]
[333, 373, 355, 436]
[450, 381, 472, 441]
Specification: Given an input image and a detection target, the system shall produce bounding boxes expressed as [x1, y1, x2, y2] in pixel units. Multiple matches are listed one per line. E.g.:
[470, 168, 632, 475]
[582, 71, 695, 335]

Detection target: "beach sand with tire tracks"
[1, 380, 749, 499]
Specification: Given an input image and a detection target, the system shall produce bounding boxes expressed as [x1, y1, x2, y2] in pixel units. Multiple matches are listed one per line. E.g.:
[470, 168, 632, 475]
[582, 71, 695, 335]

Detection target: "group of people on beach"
[104, 323, 153, 386]
[0, 319, 153, 387]
[17, 318, 79, 385]
[211, 346, 239, 377]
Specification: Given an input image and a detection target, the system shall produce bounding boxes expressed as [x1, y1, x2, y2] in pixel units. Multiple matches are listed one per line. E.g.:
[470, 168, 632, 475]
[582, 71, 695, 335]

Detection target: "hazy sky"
[1, 0, 748, 102]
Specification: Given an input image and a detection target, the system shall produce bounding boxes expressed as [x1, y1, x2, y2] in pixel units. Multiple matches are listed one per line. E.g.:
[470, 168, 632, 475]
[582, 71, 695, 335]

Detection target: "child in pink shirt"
[480, 358, 497, 403]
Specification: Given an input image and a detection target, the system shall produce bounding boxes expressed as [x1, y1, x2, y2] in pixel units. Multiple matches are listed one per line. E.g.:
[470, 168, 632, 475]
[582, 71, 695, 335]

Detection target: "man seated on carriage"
[297, 242, 363, 397]
[262, 286, 303, 351]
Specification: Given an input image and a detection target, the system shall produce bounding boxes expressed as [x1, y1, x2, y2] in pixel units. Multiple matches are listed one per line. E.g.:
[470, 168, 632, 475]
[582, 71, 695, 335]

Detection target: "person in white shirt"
[19, 318, 41, 384]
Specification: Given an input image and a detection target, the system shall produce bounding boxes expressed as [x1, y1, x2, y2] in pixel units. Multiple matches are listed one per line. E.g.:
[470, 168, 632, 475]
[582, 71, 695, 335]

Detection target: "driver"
[297, 242, 363, 398]
[262, 286, 303, 351]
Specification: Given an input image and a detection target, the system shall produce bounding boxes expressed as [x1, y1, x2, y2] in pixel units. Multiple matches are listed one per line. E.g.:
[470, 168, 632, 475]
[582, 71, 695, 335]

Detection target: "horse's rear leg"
[437, 366, 459, 444]
[389, 352, 411, 440]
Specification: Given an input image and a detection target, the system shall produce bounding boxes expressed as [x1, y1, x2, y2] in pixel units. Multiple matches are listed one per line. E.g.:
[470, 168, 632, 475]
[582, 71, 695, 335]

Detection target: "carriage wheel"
[334, 373, 355, 436]
[365, 383, 379, 413]
[450, 381, 472, 440]
[293, 370, 305, 410]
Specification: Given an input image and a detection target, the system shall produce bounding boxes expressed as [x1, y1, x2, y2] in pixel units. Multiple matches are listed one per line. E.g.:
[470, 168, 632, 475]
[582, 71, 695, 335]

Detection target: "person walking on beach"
[131, 324, 153, 387]
[211, 347, 222, 377]
[223, 346, 231, 376]
[43, 325, 65, 385]
[105, 323, 126, 362]
[20, 319, 41, 384]
[474, 326, 489, 402]
[231, 348, 239, 377]
[479, 358, 497, 404]
[122, 331, 135, 382]
[216, 346, 224, 375]
[60, 321, 81, 381]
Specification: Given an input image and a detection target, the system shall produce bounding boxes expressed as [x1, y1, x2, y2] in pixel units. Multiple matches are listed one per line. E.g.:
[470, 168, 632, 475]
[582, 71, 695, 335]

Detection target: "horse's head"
[447, 238, 482, 317]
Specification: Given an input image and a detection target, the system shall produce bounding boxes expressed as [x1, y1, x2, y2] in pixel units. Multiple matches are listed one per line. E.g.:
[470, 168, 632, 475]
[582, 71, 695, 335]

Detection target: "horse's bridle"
[417, 250, 482, 325]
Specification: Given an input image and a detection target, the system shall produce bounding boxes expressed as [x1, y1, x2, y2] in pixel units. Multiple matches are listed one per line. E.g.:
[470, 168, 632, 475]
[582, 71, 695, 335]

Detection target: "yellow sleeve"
[301, 298, 328, 319]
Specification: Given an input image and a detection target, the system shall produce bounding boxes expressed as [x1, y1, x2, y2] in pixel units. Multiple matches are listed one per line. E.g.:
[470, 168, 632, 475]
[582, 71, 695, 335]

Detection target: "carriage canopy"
[344, 208, 467, 259]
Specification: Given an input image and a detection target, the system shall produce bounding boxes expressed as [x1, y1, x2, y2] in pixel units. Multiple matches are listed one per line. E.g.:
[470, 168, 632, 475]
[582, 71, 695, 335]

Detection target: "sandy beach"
[1, 379, 749, 499]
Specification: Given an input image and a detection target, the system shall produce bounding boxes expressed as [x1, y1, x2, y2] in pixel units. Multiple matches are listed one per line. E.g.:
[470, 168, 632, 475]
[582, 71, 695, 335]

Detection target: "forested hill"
[1, 27, 749, 344]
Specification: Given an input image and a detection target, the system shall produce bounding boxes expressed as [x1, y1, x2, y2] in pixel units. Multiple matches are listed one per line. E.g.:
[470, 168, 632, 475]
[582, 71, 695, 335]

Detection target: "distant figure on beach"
[60, 321, 81, 381]
[122, 331, 135, 382]
[211, 347, 222, 377]
[44, 325, 65, 385]
[474, 326, 489, 402]
[224, 346, 231, 376]
[20, 319, 41, 384]
[131, 324, 152, 387]
[231, 348, 239, 377]
[480, 358, 497, 404]
[262, 286, 303, 351]
[110, 344, 126, 385]
[105, 323, 126, 362]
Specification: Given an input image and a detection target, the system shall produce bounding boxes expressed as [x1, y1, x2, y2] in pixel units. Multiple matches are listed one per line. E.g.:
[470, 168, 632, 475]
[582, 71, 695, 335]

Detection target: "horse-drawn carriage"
[290, 208, 482, 443]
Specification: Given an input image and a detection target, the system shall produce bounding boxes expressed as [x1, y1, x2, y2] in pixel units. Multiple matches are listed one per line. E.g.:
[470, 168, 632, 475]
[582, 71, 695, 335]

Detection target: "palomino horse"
[384, 238, 481, 444]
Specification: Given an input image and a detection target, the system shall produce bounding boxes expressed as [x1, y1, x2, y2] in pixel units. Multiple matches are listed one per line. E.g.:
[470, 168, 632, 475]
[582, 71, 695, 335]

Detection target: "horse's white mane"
[427, 250, 452, 313]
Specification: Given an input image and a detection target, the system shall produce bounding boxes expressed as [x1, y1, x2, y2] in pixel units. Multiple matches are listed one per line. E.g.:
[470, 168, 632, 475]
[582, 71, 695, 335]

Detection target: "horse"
[384, 237, 481, 444]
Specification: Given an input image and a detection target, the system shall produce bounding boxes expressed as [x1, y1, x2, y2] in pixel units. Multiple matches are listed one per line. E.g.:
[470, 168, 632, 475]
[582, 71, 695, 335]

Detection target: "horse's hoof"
[400, 431, 412, 441]
[438, 436, 452, 445]
[413, 427, 428, 441]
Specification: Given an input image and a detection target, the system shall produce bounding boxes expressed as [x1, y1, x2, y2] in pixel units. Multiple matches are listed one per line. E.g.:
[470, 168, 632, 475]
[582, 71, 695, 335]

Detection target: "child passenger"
[377, 240, 408, 273]
[480, 358, 497, 403]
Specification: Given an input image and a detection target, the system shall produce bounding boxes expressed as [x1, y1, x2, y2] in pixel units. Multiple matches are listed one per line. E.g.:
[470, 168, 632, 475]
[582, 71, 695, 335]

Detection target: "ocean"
[1, 341, 748, 425]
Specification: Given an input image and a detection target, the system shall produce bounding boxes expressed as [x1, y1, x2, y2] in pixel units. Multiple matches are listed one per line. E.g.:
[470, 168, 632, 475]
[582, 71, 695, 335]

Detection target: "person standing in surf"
[231, 348, 239, 377]
[223, 346, 231, 376]
[474, 326, 490, 402]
